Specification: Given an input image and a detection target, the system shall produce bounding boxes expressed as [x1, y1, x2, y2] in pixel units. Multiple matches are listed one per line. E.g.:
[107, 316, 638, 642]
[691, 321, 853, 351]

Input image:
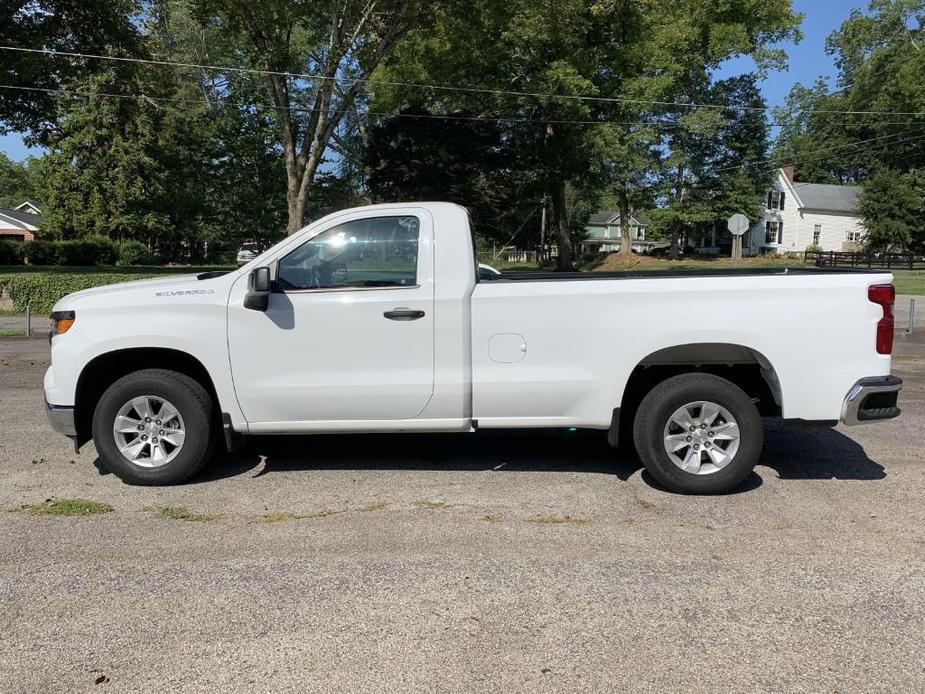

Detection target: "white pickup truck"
[44, 202, 902, 494]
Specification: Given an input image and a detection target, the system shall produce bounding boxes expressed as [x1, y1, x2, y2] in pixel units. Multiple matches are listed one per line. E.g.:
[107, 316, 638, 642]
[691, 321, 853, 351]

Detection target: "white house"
[745, 167, 864, 254]
[0, 200, 42, 242]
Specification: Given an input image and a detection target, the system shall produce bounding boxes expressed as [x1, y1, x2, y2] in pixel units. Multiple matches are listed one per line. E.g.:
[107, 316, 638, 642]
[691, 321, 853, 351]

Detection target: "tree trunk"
[669, 220, 682, 260]
[248, 5, 411, 236]
[286, 182, 307, 235]
[668, 166, 686, 260]
[551, 178, 574, 271]
[617, 182, 632, 257]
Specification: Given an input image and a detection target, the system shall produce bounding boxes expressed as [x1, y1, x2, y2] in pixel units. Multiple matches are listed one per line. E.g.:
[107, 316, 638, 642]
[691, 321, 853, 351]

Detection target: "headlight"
[50, 310, 76, 339]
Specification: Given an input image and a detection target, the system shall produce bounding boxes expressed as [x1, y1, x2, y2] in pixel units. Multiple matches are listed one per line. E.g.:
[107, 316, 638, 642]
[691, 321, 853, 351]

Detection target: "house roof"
[15, 200, 42, 214]
[0, 208, 42, 228]
[588, 211, 619, 225]
[587, 211, 647, 226]
[791, 181, 861, 213]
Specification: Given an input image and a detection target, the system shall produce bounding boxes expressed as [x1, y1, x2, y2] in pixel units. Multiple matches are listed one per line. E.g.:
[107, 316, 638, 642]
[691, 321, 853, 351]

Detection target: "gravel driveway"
[1, 339, 923, 693]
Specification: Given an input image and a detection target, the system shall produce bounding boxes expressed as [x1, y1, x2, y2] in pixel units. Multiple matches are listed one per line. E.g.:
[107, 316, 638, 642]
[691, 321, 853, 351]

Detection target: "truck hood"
[53, 274, 203, 310]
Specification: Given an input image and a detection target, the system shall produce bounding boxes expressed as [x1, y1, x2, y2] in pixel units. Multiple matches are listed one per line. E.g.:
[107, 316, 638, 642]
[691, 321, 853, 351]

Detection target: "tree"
[859, 168, 925, 252]
[364, 108, 537, 245]
[639, 0, 798, 257]
[0, 154, 46, 208]
[373, 0, 642, 270]
[0, 0, 141, 142]
[41, 66, 218, 258]
[774, 0, 925, 183]
[192, 0, 432, 234]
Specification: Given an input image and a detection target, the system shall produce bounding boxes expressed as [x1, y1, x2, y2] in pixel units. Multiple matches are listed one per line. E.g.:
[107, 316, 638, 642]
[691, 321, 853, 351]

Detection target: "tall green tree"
[191, 0, 433, 234]
[774, 0, 925, 182]
[0, 0, 141, 142]
[0, 154, 46, 208]
[858, 168, 925, 251]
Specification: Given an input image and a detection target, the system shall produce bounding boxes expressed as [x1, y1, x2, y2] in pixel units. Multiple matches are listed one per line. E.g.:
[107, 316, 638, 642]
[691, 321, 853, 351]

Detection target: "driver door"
[227, 210, 435, 427]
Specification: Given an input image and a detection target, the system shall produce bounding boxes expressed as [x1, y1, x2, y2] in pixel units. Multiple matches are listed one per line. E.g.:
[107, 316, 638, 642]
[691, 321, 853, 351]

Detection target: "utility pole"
[539, 195, 547, 261]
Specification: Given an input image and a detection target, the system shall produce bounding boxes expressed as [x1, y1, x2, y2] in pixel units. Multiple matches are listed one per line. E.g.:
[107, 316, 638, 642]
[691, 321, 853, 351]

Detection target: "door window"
[277, 216, 419, 290]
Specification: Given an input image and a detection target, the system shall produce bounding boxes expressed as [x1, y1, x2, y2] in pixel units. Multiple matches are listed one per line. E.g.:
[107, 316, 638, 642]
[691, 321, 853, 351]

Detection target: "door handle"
[384, 308, 425, 321]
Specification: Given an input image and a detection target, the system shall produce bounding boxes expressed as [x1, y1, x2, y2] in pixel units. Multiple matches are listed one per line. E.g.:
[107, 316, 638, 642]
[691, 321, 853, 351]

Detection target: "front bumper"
[841, 376, 902, 426]
[45, 400, 77, 437]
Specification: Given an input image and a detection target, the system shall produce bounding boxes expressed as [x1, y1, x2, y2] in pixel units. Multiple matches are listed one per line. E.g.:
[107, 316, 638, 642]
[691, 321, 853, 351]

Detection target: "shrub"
[805, 244, 823, 254]
[0, 240, 24, 265]
[118, 239, 153, 266]
[0, 272, 161, 313]
[84, 235, 119, 265]
[53, 236, 118, 266]
[20, 236, 119, 266]
[23, 239, 58, 265]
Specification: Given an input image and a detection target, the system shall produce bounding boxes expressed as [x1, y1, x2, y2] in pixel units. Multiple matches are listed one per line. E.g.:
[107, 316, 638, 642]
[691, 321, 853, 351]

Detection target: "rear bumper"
[45, 400, 77, 437]
[841, 376, 902, 426]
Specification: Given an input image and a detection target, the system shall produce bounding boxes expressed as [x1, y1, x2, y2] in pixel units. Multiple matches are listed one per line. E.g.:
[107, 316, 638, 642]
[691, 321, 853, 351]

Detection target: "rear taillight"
[868, 284, 895, 355]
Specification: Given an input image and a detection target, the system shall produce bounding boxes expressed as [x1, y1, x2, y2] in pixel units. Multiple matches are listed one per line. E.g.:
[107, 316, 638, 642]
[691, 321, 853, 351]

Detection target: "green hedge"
[0, 240, 24, 264]
[0, 272, 160, 314]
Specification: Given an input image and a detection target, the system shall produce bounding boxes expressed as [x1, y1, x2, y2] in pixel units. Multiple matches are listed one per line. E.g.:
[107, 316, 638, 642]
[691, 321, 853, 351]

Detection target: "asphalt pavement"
[0, 339, 923, 693]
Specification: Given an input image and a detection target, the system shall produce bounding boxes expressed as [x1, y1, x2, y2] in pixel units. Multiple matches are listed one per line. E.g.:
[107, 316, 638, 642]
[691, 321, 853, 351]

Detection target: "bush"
[118, 239, 153, 266]
[0, 272, 161, 314]
[21, 236, 119, 266]
[23, 239, 59, 265]
[805, 244, 823, 254]
[0, 240, 24, 265]
[55, 236, 118, 266]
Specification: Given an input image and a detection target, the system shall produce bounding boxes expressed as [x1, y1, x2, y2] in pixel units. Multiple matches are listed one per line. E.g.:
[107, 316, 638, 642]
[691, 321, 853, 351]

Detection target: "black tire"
[632, 373, 763, 494]
[92, 369, 216, 485]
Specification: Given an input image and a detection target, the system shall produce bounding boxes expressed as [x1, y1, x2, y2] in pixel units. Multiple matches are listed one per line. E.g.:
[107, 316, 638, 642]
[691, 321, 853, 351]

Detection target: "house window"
[813, 225, 821, 246]
[766, 190, 785, 211]
[846, 230, 862, 242]
[635, 227, 644, 240]
[765, 221, 784, 244]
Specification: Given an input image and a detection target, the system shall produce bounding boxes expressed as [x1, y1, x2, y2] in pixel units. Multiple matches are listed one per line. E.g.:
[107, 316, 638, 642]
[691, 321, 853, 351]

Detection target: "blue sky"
[0, 0, 870, 162]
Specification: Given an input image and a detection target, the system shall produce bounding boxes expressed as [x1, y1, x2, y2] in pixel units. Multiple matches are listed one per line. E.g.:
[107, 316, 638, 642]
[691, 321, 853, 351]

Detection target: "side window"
[277, 216, 419, 290]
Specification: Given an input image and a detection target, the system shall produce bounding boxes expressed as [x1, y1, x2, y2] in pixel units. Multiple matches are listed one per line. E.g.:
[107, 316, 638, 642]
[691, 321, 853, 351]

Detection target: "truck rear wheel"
[632, 373, 763, 494]
[91, 369, 215, 485]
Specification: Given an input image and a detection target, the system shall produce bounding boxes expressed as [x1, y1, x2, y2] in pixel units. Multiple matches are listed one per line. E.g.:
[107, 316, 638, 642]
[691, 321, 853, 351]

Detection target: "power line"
[715, 129, 925, 174]
[6, 44, 925, 118]
[749, 132, 925, 178]
[5, 82, 925, 131]
[0, 83, 678, 126]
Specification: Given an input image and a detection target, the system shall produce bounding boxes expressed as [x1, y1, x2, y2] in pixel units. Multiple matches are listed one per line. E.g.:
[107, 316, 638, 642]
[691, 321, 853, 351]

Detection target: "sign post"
[727, 214, 749, 268]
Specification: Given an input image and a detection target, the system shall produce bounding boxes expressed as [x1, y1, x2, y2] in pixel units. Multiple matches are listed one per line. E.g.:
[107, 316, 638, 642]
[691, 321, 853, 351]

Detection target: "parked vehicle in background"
[44, 203, 902, 494]
[236, 242, 262, 266]
[477, 263, 501, 280]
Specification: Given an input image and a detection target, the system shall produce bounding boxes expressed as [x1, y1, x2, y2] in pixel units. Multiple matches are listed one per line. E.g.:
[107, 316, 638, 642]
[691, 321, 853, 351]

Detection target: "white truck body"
[43, 202, 902, 492]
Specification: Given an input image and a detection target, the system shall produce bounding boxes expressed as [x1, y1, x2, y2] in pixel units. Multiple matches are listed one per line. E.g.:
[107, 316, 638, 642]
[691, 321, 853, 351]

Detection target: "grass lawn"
[891, 271, 925, 296]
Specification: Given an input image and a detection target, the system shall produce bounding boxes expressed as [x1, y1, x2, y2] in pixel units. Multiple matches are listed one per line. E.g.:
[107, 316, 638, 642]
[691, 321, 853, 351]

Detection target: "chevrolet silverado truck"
[44, 203, 902, 494]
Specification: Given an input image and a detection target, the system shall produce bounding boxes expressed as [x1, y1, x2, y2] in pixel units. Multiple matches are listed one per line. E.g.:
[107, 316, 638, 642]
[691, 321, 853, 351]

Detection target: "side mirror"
[244, 266, 271, 311]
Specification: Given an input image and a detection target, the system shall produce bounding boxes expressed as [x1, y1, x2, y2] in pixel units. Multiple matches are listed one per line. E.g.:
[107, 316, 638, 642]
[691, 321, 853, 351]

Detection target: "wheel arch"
[610, 342, 782, 447]
[74, 347, 220, 447]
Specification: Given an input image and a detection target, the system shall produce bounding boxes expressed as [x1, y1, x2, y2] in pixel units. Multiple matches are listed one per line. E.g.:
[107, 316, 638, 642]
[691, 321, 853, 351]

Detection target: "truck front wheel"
[91, 369, 216, 485]
[632, 373, 763, 494]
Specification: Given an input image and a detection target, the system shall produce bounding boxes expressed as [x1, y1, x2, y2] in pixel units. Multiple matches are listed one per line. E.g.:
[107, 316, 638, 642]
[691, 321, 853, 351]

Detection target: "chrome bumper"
[45, 400, 77, 437]
[841, 376, 902, 426]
